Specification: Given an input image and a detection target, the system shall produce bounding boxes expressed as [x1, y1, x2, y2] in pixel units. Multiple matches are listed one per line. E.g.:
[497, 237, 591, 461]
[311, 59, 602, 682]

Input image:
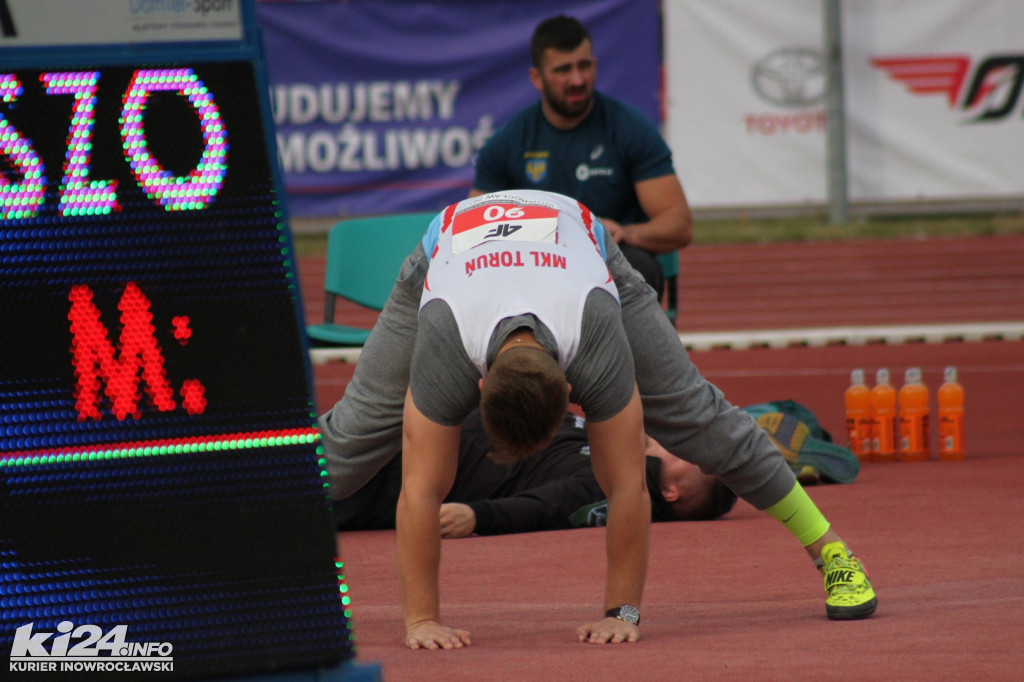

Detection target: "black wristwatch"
[605, 604, 640, 626]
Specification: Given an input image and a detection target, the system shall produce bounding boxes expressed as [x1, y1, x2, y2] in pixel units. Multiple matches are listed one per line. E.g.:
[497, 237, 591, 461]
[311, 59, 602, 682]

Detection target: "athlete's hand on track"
[405, 620, 472, 650]
[575, 617, 640, 645]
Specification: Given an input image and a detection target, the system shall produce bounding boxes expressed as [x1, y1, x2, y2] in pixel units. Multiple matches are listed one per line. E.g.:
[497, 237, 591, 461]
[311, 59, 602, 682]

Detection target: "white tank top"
[420, 190, 619, 375]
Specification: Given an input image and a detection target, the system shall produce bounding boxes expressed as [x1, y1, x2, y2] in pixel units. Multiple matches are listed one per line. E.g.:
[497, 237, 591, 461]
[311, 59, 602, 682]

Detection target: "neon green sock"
[765, 483, 830, 547]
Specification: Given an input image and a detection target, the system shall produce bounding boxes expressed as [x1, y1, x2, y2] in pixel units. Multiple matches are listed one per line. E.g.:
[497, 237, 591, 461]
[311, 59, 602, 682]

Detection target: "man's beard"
[543, 83, 593, 120]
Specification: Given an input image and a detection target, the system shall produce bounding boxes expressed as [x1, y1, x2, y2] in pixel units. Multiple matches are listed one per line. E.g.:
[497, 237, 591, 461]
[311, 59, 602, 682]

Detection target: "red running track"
[332, 340, 1024, 681]
[673, 234, 1024, 331]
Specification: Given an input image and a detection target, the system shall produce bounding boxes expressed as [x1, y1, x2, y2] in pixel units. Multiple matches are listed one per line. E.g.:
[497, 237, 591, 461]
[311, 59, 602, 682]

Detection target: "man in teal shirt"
[471, 15, 693, 298]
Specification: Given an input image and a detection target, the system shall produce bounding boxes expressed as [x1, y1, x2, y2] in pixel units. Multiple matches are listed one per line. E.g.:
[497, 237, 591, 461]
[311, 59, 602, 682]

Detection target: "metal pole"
[824, 0, 849, 224]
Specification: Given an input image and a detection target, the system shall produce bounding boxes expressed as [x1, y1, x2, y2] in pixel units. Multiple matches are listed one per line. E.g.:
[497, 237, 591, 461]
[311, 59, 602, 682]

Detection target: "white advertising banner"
[665, 0, 827, 208]
[845, 0, 1024, 202]
[665, 0, 1024, 209]
[0, 0, 243, 47]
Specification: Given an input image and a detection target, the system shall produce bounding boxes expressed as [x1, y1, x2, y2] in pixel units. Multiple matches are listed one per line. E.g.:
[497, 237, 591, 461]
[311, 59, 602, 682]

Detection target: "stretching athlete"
[319, 189, 877, 650]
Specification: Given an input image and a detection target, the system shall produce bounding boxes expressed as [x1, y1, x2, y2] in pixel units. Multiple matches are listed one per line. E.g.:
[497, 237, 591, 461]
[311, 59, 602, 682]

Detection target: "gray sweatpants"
[318, 238, 796, 510]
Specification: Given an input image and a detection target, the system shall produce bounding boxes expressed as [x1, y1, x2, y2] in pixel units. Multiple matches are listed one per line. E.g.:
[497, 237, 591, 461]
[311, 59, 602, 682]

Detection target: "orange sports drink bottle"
[938, 366, 965, 461]
[898, 367, 930, 462]
[869, 368, 897, 462]
[844, 368, 872, 462]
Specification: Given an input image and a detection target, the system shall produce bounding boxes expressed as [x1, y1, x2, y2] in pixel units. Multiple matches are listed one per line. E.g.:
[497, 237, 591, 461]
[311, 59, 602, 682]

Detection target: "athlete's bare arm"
[396, 390, 471, 650]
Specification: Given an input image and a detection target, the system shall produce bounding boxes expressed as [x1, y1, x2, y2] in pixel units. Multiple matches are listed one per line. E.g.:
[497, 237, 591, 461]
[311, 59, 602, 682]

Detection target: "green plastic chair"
[306, 212, 435, 346]
[656, 250, 679, 325]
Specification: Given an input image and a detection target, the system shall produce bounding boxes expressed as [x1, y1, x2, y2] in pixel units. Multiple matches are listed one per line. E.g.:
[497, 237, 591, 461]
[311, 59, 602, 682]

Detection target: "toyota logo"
[751, 47, 826, 107]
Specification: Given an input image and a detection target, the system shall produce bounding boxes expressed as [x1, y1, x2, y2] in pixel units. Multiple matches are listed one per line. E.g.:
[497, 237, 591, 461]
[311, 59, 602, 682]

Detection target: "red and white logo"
[871, 53, 1024, 121]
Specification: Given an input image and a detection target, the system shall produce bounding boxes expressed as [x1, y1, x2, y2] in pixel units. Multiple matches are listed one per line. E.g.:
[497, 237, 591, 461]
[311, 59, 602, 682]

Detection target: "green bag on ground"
[742, 400, 860, 485]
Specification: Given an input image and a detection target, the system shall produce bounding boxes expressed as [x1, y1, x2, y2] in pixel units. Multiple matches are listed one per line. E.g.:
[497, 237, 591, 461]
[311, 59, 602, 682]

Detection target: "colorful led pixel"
[42, 71, 120, 217]
[0, 74, 47, 220]
[120, 69, 228, 211]
[68, 282, 179, 421]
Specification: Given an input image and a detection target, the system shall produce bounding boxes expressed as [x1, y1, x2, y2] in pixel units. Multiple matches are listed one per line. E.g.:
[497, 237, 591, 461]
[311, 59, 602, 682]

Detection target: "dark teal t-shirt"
[472, 91, 675, 225]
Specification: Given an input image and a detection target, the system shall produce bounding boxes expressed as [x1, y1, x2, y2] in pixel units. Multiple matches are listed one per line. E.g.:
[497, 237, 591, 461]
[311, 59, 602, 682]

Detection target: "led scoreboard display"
[2, 62, 314, 437]
[1, 1, 361, 680]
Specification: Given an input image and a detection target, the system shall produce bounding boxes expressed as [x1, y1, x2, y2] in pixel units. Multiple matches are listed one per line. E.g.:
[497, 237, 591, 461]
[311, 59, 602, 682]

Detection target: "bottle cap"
[875, 368, 890, 384]
[851, 368, 864, 384]
[944, 366, 958, 383]
[904, 367, 922, 384]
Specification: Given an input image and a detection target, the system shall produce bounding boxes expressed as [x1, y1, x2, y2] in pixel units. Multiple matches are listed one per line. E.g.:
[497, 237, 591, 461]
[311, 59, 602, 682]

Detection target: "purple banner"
[256, 0, 661, 217]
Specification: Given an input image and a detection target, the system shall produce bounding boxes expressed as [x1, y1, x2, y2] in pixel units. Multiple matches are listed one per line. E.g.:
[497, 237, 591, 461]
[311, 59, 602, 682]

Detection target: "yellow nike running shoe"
[820, 542, 877, 620]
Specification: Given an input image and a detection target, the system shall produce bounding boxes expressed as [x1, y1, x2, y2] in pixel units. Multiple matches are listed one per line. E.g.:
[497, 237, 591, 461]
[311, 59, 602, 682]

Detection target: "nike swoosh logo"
[782, 510, 798, 523]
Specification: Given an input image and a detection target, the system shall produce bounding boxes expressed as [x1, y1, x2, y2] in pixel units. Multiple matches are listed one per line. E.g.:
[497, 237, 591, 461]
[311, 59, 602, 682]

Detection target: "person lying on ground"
[332, 399, 858, 537]
[331, 408, 737, 536]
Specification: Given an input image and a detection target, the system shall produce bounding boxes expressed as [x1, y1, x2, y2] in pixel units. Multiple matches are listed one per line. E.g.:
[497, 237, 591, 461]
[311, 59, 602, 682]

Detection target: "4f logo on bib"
[451, 202, 558, 254]
[485, 223, 522, 239]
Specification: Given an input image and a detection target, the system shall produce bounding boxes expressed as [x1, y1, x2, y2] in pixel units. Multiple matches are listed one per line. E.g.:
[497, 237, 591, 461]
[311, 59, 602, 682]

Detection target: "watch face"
[618, 604, 640, 624]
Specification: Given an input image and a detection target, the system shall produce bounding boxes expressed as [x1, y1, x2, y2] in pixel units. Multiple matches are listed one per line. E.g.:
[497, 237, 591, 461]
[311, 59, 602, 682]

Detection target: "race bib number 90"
[451, 203, 558, 254]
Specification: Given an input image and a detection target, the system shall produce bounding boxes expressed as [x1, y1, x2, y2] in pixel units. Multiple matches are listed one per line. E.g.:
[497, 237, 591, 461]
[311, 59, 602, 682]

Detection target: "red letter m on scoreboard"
[68, 282, 177, 420]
